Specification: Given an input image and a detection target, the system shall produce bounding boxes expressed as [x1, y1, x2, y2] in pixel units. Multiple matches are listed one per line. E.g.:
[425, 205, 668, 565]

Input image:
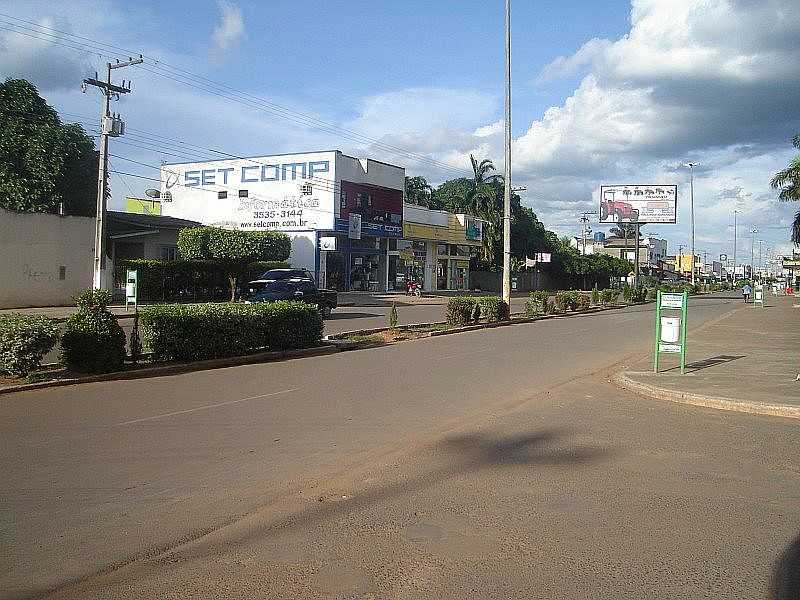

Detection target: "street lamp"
[732, 209, 738, 282]
[750, 226, 758, 281]
[683, 162, 698, 285]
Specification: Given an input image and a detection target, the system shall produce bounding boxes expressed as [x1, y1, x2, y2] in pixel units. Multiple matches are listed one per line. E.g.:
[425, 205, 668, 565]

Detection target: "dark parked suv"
[244, 269, 338, 318]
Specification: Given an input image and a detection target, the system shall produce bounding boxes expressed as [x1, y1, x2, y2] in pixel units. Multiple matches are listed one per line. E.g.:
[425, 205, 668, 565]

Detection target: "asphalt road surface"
[3, 294, 799, 599]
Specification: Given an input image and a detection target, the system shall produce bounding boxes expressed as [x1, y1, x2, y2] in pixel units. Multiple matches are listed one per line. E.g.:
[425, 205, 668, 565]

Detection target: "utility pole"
[750, 226, 757, 282]
[684, 162, 698, 285]
[579, 210, 597, 256]
[83, 56, 143, 289]
[733, 209, 738, 282]
[501, 0, 512, 307]
[634, 222, 641, 288]
[579, 210, 597, 289]
[678, 244, 684, 277]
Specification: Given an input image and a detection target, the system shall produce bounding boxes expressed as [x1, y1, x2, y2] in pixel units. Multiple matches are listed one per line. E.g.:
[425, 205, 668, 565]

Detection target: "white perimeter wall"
[0, 209, 94, 308]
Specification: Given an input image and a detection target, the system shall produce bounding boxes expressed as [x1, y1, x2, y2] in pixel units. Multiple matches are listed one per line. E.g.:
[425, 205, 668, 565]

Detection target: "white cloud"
[211, 1, 244, 61]
[0, 15, 93, 91]
[503, 0, 800, 250]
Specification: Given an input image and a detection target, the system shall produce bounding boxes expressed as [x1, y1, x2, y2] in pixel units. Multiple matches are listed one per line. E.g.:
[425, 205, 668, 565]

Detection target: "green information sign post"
[125, 269, 138, 310]
[653, 290, 688, 374]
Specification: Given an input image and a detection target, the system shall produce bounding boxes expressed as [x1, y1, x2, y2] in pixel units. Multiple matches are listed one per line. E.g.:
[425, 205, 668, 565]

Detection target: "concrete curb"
[0, 345, 339, 396]
[615, 370, 800, 420]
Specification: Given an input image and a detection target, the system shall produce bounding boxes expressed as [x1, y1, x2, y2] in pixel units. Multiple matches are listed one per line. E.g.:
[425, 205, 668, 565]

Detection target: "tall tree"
[404, 175, 435, 207]
[0, 78, 99, 216]
[769, 134, 800, 244]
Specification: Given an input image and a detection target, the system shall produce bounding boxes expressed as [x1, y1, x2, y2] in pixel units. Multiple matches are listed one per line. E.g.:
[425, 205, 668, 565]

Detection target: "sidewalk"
[618, 295, 799, 417]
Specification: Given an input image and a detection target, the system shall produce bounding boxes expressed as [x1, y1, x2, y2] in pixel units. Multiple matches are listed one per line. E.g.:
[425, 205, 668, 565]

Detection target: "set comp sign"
[160, 152, 337, 232]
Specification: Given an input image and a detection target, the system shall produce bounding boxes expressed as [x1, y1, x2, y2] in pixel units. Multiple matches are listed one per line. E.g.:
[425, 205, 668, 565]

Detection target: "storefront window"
[450, 261, 469, 290]
[350, 254, 381, 292]
[437, 244, 448, 256]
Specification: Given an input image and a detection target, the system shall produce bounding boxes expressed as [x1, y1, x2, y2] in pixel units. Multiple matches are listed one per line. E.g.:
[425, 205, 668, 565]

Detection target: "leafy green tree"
[769, 134, 800, 244]
[609, 223, 640, 239]
[405, 175, 438, 208]
[0, 78, 99, 216]
[178, 227, 291, 300]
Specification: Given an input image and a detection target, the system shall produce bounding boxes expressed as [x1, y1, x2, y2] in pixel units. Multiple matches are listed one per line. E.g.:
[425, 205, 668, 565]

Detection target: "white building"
[160, 150, 405, 291]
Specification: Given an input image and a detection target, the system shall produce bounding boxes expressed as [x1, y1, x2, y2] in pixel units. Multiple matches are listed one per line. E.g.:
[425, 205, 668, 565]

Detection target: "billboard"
[599, 185, 677, 224]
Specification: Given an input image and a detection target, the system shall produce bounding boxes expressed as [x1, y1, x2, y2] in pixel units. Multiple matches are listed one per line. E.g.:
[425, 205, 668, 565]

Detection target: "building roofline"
[162, 149, 344, 168]
[162, 150, 406, 171]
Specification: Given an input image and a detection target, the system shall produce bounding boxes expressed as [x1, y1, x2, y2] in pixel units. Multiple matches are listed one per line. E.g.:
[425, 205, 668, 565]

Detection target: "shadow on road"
[328, 312, 384, 320]
[185, 428, 612, 558]
[769, 533, 800, 600]
[685, 355, 745, 372]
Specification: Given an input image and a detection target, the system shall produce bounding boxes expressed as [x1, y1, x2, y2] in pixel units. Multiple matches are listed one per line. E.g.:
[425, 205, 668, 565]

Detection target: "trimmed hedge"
[600, 288, 618, 305]
[477, 296, 509, 322]
[525, 291, 550, 316]
[445, 296, 508, 326]
[115, 259, 290, 302]
[61, 289, 126, 373]
[140, 301, 323, 361]
[445, 297, 477, 327]
[0, 314, 60, 377]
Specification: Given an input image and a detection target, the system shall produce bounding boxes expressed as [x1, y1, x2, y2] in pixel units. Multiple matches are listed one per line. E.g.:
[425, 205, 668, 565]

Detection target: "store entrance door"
[437, 259, 449, 290]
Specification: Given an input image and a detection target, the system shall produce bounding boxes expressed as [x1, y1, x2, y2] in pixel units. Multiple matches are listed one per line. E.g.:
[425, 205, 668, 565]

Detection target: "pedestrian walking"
[742, 283, 752, 303]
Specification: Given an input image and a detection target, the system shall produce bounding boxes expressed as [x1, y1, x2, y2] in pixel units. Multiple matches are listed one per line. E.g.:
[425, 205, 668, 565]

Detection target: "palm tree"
[770, 134, 800, 244]
[467, 155, 504, 264]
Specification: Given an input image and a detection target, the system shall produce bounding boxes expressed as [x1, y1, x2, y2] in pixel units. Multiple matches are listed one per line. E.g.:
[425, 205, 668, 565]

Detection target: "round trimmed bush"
[0, 314, 60, 377]
[61, 289, 126, 373]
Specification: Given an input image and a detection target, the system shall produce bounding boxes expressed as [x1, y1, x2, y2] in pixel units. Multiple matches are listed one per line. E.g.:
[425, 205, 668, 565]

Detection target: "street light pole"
[501, 0, 512, 308]
[684, 162, 698, 286]
[733, 209, 738, 282]
[750, 226, 757, 281]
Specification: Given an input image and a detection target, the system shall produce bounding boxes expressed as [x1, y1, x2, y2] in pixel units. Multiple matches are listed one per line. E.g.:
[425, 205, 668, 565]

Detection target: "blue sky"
[3, 0, 800, 262]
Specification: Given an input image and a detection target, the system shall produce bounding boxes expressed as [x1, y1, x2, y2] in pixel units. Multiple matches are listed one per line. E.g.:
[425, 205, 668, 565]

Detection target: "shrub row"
[444, 296, 509, 327]
[140, 300, 323, 361]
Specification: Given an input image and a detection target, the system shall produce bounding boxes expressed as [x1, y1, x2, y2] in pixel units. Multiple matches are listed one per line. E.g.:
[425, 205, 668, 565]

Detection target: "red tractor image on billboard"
[600, 189, 639, 222]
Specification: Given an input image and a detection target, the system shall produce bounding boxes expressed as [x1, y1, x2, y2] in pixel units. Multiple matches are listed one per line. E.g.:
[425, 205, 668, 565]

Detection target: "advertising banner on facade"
[599, 185, 677, 224]
[160, 151, 337, 232]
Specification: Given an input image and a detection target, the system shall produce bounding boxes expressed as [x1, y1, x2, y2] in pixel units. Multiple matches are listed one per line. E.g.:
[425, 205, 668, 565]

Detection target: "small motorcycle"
[406, 281, 422, 297]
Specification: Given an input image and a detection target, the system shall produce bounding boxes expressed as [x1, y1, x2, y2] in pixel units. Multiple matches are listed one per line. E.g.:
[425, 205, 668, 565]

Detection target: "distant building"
[578, 235, 668, 277]
[125, 197, 162, 215]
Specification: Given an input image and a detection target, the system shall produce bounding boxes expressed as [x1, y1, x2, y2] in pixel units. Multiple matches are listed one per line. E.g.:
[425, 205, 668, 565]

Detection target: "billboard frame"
[599, 184, 677, 225]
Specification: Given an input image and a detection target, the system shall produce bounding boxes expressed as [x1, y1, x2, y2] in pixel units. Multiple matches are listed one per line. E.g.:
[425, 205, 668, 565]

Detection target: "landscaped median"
[326, 290, 647, 349]
[0, 294, 329, 394]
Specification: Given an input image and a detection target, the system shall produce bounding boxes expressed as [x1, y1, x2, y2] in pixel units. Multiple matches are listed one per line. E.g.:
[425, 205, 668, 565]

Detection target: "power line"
[0, 14, 468, 178]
